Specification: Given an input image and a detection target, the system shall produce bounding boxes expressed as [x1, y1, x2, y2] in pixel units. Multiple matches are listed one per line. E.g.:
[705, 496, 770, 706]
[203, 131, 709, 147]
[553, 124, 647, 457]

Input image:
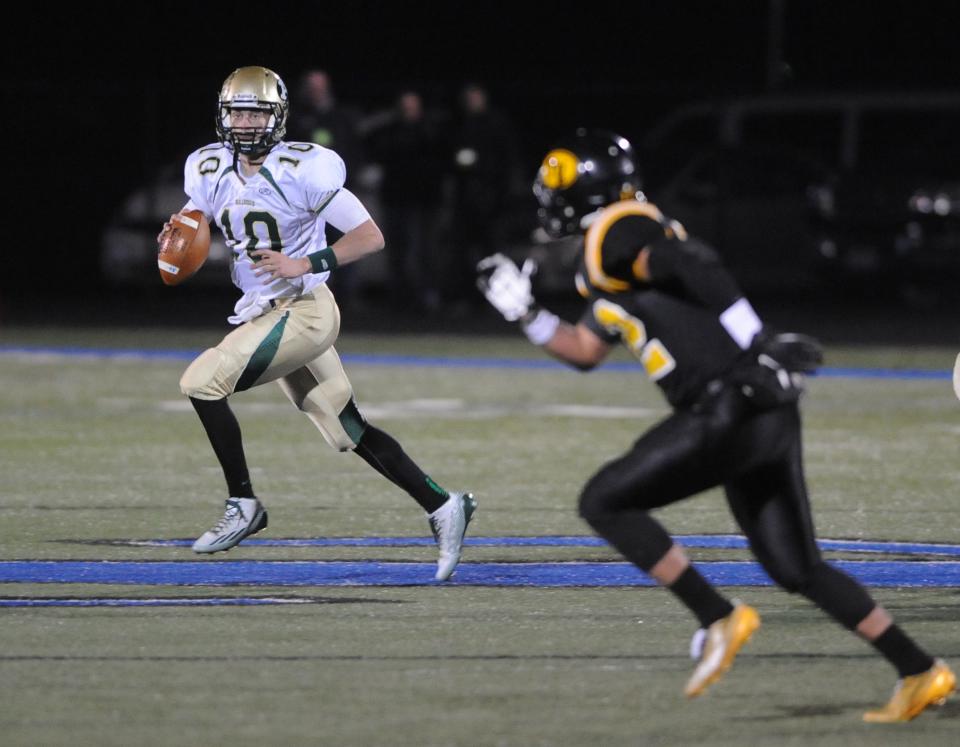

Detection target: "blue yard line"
[0, 345, 198, 361]
[113, 535, 960, 556]
[818, 366, 949, 380]
[2, 560, 958, 587]
[0, 345, 950, 380]
[816, 538, 960, 556]
[347, 353, 581, 370]
[0, 597, 314, 608]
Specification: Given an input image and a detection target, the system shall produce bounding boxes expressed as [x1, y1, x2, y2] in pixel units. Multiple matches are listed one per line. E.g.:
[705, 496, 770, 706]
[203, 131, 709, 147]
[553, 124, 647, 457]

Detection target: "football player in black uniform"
[477, 129, 955, 721]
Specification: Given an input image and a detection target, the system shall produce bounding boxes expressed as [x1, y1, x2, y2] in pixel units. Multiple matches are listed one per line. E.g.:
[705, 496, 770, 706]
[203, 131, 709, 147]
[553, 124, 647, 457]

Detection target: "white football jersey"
[183, 141, 362, 324]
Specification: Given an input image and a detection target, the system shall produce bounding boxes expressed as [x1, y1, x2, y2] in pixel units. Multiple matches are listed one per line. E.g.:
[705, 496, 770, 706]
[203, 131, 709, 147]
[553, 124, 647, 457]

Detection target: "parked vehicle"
[639, 92, 960, 304]
[804, 97, 960, 306]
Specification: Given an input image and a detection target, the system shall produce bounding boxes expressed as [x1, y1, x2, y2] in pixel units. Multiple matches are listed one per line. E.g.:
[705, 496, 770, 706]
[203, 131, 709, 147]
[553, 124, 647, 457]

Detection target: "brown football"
[158, 209, 211, 285]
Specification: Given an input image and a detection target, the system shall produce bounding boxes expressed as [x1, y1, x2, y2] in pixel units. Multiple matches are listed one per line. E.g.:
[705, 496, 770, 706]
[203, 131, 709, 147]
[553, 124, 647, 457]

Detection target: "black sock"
[190, 397, 254, 497]
[870, 624, 935, 678]
[669, 566, 735, 629]
[354, 425, 448, 513]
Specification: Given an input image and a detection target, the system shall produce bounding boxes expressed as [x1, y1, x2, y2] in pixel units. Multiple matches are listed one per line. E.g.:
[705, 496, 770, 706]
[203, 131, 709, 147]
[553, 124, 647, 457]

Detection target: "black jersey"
[577, 200, 752, 408]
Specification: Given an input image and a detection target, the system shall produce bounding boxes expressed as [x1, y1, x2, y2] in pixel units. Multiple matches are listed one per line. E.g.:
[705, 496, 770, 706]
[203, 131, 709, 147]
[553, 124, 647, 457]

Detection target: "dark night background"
[5, 0, 960, 337]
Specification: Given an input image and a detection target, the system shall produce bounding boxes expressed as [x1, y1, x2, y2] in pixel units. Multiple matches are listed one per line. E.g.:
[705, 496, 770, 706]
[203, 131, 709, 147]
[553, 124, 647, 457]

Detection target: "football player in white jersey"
[159, 66, 475, 580]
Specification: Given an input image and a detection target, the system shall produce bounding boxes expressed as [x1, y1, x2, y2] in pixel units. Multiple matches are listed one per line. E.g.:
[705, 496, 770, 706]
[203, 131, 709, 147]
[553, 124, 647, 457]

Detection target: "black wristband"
[308, 247, 339, 274]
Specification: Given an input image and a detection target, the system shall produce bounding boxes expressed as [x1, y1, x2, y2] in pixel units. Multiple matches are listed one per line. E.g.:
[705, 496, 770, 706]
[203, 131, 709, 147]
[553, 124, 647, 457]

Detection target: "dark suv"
[805, 98, 960, 307]
[638, 92, 960, 305]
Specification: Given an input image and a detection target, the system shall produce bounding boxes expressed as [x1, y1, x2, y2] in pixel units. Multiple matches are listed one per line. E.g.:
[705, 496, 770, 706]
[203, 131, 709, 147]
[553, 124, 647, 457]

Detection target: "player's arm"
[540, 319, 612, 370]
[254, 189, 384, 279]
[591, 209, 745, 312]
[643, 237, 761, 350]
[326, 215, 385, 266]
[476, 253, 612, 370]
[643, 237, 742, 310]
[643, 230, 823, 384]
[590, 209, 762, 351]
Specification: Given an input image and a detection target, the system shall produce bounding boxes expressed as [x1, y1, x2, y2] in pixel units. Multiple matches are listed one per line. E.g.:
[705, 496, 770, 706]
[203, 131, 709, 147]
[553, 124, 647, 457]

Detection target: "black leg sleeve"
[797, 564, 932, 676]
[354, 424, 448, 512]
[800, 562, 879, 630]
[190, 396, 254, 498]
[580, 507, 675, 571]
[724, 408, 880, 632]
[582, 496, 733, 628]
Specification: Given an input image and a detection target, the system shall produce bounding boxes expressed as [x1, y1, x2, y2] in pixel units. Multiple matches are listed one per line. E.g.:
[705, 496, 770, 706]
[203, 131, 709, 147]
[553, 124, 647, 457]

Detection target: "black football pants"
[579, 385, 876, 631]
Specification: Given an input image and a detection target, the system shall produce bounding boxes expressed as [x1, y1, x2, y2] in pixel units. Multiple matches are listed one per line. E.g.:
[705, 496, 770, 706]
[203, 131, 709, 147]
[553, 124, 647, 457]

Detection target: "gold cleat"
[684, 602, 760, 698]
[864, 659, 956, 723]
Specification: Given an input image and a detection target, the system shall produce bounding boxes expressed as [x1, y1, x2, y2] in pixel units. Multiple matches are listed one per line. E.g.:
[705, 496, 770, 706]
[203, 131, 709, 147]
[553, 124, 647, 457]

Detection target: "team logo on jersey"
[258, 187, 273, 196]
[539, 148, 579, 190]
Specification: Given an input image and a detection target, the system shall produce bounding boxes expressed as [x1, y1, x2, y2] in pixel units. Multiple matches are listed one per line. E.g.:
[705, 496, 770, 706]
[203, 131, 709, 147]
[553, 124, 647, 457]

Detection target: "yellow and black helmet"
[533, 128, 642, 238]
[216, 66, 289, 156]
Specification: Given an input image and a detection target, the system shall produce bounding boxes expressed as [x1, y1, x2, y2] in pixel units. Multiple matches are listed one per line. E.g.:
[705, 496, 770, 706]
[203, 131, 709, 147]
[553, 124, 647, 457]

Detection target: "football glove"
[754, 331, 823, 374]
[953, 353, 960, 401]
[733, 330, 823, 409]
[476, 253, 537, 322]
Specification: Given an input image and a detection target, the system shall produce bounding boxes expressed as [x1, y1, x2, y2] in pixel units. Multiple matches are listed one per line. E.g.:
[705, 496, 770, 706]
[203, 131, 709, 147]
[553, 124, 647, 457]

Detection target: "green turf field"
[1, 326, 957, 745]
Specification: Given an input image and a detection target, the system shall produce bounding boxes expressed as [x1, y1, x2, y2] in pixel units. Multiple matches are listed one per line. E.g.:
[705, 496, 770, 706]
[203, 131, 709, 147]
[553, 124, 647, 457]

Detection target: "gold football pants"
[179, 284, 365, 451]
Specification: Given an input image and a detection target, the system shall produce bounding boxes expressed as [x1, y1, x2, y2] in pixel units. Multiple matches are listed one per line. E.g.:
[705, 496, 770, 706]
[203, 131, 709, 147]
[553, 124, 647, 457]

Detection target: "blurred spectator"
[287, 70, 365, 187]
[365, 90, 448, 311]
[444, 83, 521, 309]
[288, 69, 367, 307]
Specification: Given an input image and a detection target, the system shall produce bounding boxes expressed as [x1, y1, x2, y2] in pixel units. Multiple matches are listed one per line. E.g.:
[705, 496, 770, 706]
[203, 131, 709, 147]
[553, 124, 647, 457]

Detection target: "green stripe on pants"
[236, 312, 290, 392]
[338, 396, 368, 445]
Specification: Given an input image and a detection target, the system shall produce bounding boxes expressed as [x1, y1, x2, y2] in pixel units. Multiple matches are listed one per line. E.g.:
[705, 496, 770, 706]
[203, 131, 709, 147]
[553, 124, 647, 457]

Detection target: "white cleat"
[192, 497, 268, 554]
[427, 492, 477, 581]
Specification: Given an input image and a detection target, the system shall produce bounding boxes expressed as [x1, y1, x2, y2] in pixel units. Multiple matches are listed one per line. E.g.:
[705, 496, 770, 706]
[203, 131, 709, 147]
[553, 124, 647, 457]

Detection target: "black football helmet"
[533, 128, 642, 238]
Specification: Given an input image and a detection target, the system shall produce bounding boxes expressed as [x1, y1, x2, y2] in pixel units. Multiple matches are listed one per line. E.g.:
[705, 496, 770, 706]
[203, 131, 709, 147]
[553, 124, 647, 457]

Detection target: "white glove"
[476, 253, 537, 322]
[953, 352, 960, 401]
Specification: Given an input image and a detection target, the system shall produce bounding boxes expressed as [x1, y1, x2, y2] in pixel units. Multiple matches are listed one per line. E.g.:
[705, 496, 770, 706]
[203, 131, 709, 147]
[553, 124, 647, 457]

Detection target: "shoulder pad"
[185, 144, 231, 179]
[272, 141, 335, 161]
[583, 201, 669, 292]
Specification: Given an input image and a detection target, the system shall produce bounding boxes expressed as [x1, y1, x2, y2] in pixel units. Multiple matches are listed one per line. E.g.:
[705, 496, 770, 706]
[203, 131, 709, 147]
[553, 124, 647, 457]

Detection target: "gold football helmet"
[216, 66, 289, 156]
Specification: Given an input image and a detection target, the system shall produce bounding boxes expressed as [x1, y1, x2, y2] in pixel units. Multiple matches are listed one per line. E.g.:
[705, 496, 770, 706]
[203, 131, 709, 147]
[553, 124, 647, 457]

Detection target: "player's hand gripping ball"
[157, 210, 211, 285]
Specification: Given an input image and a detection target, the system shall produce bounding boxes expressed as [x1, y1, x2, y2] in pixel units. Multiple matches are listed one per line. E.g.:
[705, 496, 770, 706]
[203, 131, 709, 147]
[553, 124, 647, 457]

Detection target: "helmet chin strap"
[231, 145, 270, 177]
[228, 128, 272, 175]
